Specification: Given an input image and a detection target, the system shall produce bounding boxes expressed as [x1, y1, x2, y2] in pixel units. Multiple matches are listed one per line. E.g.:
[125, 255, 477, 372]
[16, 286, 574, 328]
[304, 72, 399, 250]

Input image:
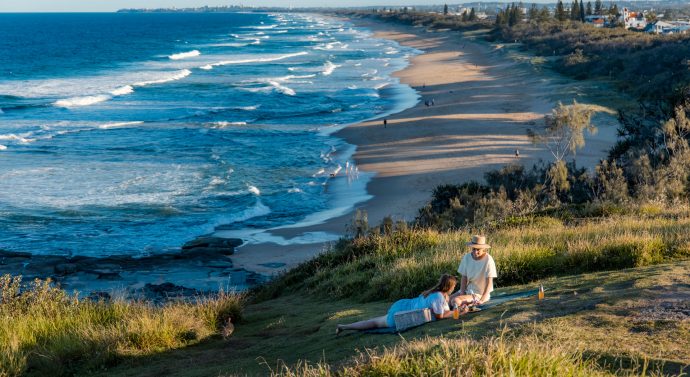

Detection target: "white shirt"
[457, 252, 498, 297]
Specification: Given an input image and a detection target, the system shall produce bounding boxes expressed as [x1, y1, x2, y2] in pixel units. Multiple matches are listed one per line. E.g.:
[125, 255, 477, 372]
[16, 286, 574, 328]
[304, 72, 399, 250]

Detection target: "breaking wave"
[168, 50, 201, 60]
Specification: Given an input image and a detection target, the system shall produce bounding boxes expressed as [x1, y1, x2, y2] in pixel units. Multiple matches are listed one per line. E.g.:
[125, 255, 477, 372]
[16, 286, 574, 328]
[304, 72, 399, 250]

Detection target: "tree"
[586, 1, 593, 15]
[556, 0, 568, 21]
[509, 3, 520, 26]
[528, 101, 598, 201]
[528, 3, 539, 21]
[539, 6, 551, 21]
[469, 7, 477, 21]
[609, 3, 619, 16]
[570, 0, 580, 20]
[579, 0, 586, 21]
[444, 3, 449, 15]
[594, 0, 603, 14]
[527, 101, 597, 164]
[461, 9, 469, 22]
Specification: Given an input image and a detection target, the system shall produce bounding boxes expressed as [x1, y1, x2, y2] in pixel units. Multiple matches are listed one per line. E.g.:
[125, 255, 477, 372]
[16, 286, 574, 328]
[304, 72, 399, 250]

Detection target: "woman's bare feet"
[335, 325, 343, 335]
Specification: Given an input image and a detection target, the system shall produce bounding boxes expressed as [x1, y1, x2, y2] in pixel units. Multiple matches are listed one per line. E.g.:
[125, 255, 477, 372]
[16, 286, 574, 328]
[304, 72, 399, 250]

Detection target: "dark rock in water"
[182, 237, 243, 250]
[96, 271, 121, 280]
[0, 250, 32, 259]
[258, 262, 287, 269]
[142, 282, 200, 301]
[54, 263, 78, 275]
[187, 247, 235, 257]
[181, 236, 242, 257]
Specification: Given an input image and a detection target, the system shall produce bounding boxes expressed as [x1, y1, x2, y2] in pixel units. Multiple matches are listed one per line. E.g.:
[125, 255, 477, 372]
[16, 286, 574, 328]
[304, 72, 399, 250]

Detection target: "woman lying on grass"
[336, 274, 467, 334]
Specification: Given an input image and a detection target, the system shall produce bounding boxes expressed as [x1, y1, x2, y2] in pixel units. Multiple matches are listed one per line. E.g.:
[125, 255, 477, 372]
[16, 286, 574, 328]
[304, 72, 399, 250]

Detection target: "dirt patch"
[632, 300, 690, 322]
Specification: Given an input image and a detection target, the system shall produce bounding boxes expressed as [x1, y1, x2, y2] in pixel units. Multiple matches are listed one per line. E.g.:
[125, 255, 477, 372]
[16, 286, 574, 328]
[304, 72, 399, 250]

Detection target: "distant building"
[585, 15, 607, 28]
[645, 20, 690, 34]
[620, 8, 647, 30]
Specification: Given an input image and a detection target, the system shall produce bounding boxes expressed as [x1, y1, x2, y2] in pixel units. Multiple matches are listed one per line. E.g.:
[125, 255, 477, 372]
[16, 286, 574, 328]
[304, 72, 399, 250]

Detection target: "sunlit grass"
[0, 275, 244, 376]
[256, 214, 690, 303]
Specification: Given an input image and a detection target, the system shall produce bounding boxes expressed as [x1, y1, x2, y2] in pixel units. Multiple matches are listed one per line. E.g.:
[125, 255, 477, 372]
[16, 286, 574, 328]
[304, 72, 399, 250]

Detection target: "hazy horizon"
[1, 0, 570, 13]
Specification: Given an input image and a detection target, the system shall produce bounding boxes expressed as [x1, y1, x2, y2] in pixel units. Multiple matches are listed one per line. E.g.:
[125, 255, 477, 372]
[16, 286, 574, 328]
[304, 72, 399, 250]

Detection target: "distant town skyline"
[1, 0, 566, 12]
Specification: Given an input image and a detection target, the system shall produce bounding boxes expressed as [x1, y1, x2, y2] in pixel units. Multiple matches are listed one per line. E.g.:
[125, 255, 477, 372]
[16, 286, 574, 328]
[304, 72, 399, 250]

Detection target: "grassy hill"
[2, 213, 681, 376]
[98, 253, 690, 376]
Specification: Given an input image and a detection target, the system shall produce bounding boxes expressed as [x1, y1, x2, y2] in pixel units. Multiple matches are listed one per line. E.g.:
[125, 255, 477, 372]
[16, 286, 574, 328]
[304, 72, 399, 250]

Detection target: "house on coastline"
[620, 8, 647, 30]
[645, 20, 690, 34]
[584, 15, 606, 28]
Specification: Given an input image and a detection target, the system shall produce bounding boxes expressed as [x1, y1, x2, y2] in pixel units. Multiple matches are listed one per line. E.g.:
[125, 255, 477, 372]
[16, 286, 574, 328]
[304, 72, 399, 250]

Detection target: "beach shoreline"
[221, 15, 621, 277]
[0, 14, 622, 295]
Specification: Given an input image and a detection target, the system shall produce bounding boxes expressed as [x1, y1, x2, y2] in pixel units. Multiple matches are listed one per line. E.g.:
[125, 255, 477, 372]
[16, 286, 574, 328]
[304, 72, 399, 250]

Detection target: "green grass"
[0, 276, 244, 376]
[254, 214, 690, 303]
[2, 214, 689, 376]
[96, 260, 690, 376]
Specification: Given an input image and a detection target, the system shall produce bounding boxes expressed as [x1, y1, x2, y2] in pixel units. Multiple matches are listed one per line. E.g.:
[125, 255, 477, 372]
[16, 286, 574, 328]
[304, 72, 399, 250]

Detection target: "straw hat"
[466, 235, 491, 249]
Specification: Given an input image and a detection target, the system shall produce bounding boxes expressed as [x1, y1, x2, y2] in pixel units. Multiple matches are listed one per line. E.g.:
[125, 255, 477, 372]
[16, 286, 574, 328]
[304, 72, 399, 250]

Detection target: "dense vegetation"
[342, 7, 690, 110]
[0, 275, 243, 376]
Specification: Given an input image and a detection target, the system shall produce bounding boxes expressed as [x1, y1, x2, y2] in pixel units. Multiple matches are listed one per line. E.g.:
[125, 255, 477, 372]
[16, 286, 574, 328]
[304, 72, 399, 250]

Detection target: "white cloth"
[457, 253, 498, 298]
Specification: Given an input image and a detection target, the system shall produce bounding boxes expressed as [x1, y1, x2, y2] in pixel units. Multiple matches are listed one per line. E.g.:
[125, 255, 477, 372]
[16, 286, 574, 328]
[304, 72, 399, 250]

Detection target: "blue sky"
[0, 0, 466, 12]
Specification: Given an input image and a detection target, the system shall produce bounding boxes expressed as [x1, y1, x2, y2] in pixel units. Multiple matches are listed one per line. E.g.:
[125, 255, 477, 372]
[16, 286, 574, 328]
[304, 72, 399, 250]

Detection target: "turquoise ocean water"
[0, 12, 418, 257]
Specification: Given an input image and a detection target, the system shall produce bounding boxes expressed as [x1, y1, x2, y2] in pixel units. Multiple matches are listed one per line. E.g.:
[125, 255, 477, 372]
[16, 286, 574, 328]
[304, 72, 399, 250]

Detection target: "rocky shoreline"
[0, 236, 268, 302]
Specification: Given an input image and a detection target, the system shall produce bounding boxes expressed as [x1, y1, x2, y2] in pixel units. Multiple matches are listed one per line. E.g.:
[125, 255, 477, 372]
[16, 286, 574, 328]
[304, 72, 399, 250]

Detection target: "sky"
[0, 0, 461, 12]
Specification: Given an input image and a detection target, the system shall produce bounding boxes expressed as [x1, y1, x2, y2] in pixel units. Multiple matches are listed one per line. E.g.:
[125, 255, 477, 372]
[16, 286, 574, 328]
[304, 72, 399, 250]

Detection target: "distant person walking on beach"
[451, 235, 497, 307]
[336, 274, 465, 334]
[515, 149, 520, 158]
[383, 118, 387, 128]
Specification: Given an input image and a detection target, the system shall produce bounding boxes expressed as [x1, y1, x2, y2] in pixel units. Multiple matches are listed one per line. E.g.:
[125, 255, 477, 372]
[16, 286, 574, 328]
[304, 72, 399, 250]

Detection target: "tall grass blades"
[0, 276, 244, 376]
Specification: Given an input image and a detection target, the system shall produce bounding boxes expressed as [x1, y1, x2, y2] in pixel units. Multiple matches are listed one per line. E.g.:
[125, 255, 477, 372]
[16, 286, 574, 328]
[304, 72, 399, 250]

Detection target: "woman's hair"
[422, 274, 458, 298]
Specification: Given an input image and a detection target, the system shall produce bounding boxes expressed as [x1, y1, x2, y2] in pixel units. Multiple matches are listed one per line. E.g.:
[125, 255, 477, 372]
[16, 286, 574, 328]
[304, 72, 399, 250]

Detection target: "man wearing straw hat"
[451, 235, 498, 307]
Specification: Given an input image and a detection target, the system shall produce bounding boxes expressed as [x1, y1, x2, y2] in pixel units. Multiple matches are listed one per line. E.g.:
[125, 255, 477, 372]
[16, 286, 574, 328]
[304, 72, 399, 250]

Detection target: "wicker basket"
[393, 308, 432, 331]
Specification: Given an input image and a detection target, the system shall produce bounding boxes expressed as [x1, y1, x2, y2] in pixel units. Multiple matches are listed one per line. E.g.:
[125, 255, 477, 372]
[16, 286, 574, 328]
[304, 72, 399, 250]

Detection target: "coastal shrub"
[0, 276, 245, 376]
[257, 214, 690, 304]
[252, 228, 443, 302]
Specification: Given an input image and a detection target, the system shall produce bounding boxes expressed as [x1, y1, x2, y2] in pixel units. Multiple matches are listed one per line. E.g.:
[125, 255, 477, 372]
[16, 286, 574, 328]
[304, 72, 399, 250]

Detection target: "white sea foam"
[54, 94, 111, 108]
[248, 185, 261, 195]
[0, 145, 6, 150]
[0, 133, 35, 143]
[110, 85, 133, 96]
[98, 121, 144, 129]
[168, 50, 201, 60]
[235, 105, 260, 111]
[211, 121, 247, 128]
[224, 199, 270, 223]
[268, 81, 296, 96]
[288, 188, 302, 193]
[208, 177, 226, 186]
[199, 51, 307, 71]
[322, 61, 340, 76]
[207, 42, 250, 47]
[133, 69, 191, 87]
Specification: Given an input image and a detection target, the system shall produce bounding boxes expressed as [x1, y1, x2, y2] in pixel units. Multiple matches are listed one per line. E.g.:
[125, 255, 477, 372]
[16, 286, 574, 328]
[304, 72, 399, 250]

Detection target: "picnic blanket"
[363, 289, 539, 334]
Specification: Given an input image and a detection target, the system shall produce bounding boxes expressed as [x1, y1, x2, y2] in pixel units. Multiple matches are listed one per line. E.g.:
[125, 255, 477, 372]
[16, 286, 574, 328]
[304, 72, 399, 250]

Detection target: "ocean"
[0, 12, 418, 257]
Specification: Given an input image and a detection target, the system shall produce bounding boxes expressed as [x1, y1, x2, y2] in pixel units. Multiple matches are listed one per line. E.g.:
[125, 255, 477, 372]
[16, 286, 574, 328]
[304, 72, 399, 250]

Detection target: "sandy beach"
[219, 17, 620, 277]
